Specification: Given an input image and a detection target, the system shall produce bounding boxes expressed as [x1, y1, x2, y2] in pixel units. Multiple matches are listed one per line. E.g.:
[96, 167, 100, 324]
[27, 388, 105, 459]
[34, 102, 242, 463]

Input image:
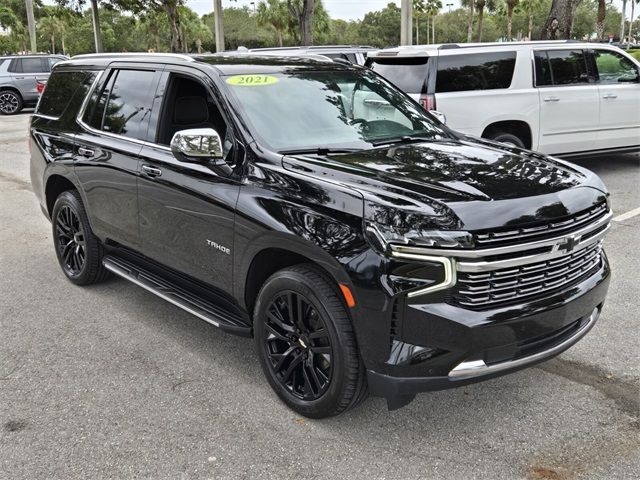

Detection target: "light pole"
[24, 0, 37, 53]
[213, 0, 225, 53]
[446, 3, 453, 13]
[400, 0, 413, 46]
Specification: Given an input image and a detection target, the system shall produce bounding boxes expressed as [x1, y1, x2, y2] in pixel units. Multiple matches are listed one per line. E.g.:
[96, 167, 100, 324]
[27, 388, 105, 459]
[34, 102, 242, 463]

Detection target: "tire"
[487, 131, 526, 148]
[254, 264, 368, 418]
[0, 90, 23, 115]
[51, 190, 110, 286]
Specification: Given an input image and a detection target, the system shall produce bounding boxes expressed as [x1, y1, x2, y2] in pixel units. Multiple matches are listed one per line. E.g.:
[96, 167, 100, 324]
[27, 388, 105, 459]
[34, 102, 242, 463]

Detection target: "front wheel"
[254, 264, 367, 418]
[487, 131, 526, 148]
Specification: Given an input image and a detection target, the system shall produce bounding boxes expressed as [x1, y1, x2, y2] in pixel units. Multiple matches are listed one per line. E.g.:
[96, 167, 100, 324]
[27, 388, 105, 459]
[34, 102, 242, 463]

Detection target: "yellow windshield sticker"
[226, 75, 279, 86]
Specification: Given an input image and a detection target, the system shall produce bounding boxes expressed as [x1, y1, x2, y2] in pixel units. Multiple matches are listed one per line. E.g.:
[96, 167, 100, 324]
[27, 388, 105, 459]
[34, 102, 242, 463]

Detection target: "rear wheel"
[487, 131, 526, 148]
[254, 264, 367, 418]
[52, 190, 109, 285]
[0, 90, 23, 115]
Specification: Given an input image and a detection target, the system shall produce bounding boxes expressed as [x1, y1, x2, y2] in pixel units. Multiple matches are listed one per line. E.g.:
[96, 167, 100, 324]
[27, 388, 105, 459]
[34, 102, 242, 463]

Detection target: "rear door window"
[435, 51, 516, 93]
[21, 58, 46, 73]
[102, 69, 156, 139]
[82, 69, 157, 140]
[534, 50, 590, 86]
[369, 58, 429, 93]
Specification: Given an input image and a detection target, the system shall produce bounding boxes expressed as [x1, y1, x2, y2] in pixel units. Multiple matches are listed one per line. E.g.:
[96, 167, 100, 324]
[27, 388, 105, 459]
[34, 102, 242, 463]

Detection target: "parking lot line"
[612, 207, 640, 222]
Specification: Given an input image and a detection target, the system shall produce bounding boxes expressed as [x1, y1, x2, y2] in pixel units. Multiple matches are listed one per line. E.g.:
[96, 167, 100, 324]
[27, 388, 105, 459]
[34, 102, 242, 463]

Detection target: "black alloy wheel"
[254, 264, 368, 418]
[55, 204, 86, 277]
[264, 291, 333, 401]
[51, 190, 109, 285]
[0, 91, 22, 115]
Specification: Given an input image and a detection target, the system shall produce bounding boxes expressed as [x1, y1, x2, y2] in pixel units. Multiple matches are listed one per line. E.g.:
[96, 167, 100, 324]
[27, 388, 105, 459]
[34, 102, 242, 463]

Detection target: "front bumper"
[366, 256, 610, 410]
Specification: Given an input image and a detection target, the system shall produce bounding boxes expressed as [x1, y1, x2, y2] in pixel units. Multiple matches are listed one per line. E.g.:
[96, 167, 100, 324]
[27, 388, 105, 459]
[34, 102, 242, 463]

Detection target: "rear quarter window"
[37, 71, 96, 118]
[435, 51, 517, 93]
[369, 57, 430, 93]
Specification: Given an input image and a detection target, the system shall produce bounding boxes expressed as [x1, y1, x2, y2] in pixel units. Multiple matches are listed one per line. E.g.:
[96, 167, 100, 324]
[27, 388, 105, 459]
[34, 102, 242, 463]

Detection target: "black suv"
[30, 53, 611, 418]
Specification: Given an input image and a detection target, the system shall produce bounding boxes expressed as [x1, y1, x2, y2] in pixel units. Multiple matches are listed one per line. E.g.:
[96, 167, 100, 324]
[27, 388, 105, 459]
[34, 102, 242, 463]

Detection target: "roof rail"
[71, 52, 194, 61]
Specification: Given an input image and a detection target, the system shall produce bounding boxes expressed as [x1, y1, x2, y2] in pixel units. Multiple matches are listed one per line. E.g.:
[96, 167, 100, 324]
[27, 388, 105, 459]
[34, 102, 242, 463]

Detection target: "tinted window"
[535, 50, 589, 86]
[370, 58, 429, 93]
[436, 52, 516, 93]
[102, 69, 156, 139]
[83, 71, 116, 129]
[594, 50, 639, 84]
[21, 58, 45, 73]
[37, 71, 94, 118]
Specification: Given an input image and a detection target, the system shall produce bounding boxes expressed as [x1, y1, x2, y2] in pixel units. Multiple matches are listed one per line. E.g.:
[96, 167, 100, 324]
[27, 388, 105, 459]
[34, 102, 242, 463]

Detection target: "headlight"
[366, 221, 474, 252]
[388, 245, 457, 298]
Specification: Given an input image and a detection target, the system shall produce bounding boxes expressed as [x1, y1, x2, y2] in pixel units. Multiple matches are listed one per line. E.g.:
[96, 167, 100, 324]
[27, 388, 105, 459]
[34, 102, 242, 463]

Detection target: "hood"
[282, 138, 608, 238]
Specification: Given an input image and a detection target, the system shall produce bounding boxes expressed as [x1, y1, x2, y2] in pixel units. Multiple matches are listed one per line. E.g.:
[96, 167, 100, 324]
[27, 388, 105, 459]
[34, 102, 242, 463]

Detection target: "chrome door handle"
[141, 165, 162, 177]
[78, 147, 94, 157]
[602, 93, 618, 99]
[543, 96, 560, 102]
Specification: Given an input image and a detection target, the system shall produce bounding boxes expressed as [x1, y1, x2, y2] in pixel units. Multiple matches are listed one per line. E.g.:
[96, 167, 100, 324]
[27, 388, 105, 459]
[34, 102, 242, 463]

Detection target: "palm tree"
[506, 0, 519, 40]
[413, 0, 426, 44]
[476, 0, 495, 42]
[596, 0, 606, 41]
[39, 15, 62, 54]
[425, 0, 443, 43]
[257, 0, 289, 47]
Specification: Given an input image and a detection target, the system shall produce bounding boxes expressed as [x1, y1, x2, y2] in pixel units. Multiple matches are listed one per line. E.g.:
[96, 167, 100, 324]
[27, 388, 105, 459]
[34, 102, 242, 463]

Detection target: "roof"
[368, 40, 593, 57]
[62, 52, 355, 74]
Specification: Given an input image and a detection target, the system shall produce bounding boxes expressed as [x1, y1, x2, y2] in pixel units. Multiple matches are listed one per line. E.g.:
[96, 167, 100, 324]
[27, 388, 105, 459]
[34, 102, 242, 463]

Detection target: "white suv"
[367, 41, 640, 156]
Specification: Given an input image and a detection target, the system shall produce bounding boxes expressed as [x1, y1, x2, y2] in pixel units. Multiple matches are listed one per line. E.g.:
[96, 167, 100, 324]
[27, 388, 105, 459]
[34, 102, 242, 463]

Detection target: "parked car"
[30, 53, 611, 417]
[0, 54, 66, 114]
[236, 45, 376, 65]
[367, 41, 640, 156]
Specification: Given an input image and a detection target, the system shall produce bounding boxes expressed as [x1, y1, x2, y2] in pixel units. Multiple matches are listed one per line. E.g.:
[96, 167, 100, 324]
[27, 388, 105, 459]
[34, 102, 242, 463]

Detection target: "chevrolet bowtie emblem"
[558, 235, 580, 253]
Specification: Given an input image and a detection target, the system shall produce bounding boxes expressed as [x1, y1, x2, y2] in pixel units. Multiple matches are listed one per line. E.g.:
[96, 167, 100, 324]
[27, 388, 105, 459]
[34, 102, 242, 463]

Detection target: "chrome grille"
[451, 241, 603, 309]
[474, 202, 608, 247]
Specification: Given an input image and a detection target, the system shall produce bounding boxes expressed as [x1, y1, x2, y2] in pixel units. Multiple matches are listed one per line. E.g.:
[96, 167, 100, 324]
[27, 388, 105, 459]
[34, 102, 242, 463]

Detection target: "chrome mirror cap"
[430, 110, 446, 125]
[170, 128, 223, 160]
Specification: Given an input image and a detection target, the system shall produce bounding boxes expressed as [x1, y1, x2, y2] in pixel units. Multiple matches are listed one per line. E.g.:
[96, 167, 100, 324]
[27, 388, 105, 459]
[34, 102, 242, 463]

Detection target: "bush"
[629, 50, 640, 62]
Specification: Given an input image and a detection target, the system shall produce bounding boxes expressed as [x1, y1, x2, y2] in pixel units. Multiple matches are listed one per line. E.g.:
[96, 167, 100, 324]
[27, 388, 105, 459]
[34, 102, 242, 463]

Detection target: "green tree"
[462, 0, 475, 41]
[358, 3, 401, 47]
[257, 0, 289, 46]
[476, 0, 498, 40]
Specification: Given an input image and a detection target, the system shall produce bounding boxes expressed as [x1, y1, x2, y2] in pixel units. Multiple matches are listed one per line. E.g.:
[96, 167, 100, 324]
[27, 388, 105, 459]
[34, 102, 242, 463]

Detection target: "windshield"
[222, 70, 449, 153]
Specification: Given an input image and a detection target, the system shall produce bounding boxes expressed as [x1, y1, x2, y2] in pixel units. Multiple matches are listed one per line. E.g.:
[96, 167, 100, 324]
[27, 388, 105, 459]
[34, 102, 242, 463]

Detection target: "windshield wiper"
[279, 147, 362, 155]
[371, 135, 439, 147]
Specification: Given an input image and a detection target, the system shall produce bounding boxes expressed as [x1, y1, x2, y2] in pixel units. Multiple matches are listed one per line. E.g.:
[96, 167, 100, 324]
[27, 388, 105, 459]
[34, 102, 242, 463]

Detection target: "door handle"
[543, 96, 560, 102]
[78, 147, 95, 157]
[602, 93, 618, 99]
[141, 165, 162, 177]
[14, 76, 24, 80]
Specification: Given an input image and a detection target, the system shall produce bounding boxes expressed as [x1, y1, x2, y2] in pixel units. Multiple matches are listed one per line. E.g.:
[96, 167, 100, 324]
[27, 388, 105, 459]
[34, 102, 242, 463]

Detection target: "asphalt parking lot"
[1, 111, 638, 479]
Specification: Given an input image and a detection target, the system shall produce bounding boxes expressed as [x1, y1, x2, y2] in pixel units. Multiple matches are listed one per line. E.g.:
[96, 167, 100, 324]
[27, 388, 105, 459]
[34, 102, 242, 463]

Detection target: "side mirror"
[430, 110, 447, 125]
[170, 128, 232, 175]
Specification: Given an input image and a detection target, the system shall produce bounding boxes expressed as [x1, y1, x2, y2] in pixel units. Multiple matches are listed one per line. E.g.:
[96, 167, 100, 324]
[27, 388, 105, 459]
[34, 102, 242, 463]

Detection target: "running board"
[103, 256, 251, 336]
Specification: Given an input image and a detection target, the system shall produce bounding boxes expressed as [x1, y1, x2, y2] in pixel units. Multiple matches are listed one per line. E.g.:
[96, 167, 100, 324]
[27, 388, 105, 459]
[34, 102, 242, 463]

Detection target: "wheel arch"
[45, 174, 78, 217]
[482, 120, 533, 149]
[240, 237, 354, 317]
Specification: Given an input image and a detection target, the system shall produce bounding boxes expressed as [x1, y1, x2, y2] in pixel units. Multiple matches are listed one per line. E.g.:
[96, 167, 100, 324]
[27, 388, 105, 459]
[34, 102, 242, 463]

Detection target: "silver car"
[0, 55, 66, 115]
